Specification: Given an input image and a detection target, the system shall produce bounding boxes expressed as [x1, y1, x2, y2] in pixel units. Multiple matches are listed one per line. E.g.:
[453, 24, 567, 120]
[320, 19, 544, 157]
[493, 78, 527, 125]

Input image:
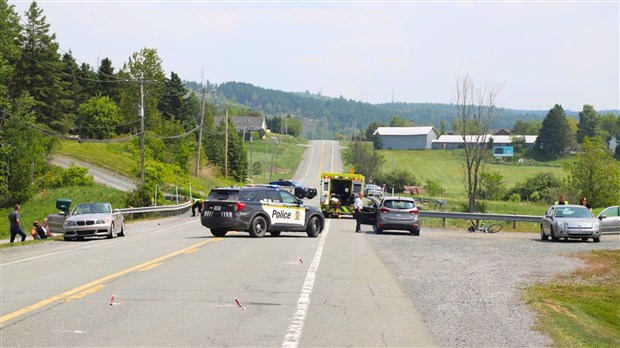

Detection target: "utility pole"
[195, 87, 206, 176]
[249, 125, 253, 180]
[224, 107, 228, 178]
[139, 76, 145, 184]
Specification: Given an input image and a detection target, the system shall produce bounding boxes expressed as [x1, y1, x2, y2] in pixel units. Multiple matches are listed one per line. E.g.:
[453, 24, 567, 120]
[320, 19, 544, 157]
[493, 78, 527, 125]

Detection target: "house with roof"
[213, 116, 267, 139]
[373, 126, 437, 150]
[431, 134, 537, 150]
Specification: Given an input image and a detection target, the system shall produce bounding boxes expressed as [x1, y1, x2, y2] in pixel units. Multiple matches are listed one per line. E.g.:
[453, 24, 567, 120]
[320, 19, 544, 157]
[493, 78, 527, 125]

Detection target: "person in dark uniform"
[191, 198, 203, 217]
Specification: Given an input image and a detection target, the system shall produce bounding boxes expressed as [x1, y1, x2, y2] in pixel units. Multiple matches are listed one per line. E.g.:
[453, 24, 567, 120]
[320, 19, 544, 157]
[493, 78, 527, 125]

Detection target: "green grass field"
[377, 148, 570, 196]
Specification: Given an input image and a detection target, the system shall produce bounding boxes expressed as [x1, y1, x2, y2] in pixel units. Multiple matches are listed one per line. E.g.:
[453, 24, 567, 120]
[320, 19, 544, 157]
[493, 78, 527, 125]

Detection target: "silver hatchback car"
[541, 205, 601, 242]
[375, 197, 421, 235]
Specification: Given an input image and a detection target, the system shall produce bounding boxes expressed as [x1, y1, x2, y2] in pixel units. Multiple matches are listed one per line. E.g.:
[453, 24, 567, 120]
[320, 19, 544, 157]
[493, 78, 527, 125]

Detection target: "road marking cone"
[299, 258, 303, 263]
[234, 298, 246, 310]
[109, 294, 115, 305]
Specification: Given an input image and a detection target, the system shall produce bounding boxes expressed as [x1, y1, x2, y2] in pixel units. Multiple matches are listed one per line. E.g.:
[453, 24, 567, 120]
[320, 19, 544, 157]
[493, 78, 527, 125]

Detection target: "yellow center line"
[138, 263, 163, 272]
[65, 284, 107, 302]
[0, 238, 222, 324]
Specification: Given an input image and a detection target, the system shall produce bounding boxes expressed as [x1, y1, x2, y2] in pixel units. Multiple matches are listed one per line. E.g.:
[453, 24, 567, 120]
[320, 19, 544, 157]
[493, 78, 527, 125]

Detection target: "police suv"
[200, 185, 325, 238]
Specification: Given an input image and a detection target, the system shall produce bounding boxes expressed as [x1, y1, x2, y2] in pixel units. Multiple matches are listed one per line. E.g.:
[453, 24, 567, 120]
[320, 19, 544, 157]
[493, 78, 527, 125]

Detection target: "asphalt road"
[51, 155, 137, 192]
[2, 141, 618, 347]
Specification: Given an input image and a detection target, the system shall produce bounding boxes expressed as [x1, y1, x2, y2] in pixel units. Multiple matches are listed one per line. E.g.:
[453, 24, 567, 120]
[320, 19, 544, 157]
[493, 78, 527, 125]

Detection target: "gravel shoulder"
[366, 228, 620, 347]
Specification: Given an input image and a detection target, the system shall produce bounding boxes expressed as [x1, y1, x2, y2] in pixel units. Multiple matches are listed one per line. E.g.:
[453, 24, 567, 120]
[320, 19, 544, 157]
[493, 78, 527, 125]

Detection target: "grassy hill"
[377, 148, 570, 196]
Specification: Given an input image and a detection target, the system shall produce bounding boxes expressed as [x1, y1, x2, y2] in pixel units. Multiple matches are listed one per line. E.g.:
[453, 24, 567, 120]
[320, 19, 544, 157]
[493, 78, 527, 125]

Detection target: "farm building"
[373, 126, 437, 150]
[431, 135, 537, 150]
[213, 116, 267, 139]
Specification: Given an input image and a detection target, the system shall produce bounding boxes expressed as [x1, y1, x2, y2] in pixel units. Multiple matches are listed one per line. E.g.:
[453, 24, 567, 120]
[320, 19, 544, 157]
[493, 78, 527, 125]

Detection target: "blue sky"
[9, 0, 620, 111]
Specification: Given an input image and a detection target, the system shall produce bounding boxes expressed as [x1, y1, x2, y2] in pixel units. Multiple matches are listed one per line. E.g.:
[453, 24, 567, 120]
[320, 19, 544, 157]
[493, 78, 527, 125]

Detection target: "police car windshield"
[208, 189, 239, 201]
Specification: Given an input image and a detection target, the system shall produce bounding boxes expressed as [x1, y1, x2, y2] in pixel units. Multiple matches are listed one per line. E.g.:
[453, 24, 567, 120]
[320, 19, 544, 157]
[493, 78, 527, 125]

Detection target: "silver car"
[375, 197, 421, 235]
[541, 205, 601, 242]
[597, 206, 620, 233]
[63, 202, 125, 241]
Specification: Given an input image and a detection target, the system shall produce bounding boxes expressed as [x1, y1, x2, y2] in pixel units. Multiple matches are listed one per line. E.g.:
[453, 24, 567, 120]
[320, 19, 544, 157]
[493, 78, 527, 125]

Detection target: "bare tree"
[454, 74, 502, 212]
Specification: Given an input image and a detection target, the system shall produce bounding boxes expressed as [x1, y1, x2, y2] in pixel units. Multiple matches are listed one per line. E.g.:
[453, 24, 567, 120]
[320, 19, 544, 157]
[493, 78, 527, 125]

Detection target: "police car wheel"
[211, 229, 227, 237]
[306, 216, 320, 237]
[249, 216, 267, 238]
[270, 231, 281, 237]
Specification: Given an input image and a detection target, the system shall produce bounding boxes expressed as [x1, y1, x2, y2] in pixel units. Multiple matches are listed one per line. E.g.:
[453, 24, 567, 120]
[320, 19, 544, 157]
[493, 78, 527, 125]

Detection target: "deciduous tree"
[454, 74, 502, 212]
[565, 137, 620, 208]
[576, 105, 599, 144]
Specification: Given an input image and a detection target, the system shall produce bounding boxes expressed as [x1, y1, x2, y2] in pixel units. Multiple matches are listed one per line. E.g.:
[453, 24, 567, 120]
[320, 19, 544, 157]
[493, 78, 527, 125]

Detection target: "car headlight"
[96, 219, 109, 224]
[64, 221, 76, 227]
[593, 222, 600, 230]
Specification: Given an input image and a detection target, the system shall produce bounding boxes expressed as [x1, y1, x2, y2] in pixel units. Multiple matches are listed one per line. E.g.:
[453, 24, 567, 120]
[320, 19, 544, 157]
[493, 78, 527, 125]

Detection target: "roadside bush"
[460, 200, 488, 213]
[374, 168, 418, 193]
[506, 172, 562, 202]
[508, 193, 521, 202]
[425, 179, 444, 196]
[43, 165, 94, 189]
[480, 171, 506, 200]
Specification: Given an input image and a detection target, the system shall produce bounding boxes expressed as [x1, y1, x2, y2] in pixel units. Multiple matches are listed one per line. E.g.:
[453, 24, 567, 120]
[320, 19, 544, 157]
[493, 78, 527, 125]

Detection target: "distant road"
[51, 155, 137, 192]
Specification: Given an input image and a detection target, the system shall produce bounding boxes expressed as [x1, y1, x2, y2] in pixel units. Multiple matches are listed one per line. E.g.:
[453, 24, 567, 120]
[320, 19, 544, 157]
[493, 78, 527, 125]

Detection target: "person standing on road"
[354, 192, 364, 233]
[8, 204, 27, 243]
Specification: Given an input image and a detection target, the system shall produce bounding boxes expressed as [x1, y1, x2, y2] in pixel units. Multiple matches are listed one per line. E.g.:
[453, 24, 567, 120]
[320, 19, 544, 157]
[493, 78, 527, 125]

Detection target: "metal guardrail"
[118, 201, 193, 218]
[419, 210, 618, 235]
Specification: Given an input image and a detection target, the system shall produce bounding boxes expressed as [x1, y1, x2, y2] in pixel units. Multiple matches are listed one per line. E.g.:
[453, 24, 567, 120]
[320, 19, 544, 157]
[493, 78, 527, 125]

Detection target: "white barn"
[373, 127, 437, 150]
[431, 134, 537, 150]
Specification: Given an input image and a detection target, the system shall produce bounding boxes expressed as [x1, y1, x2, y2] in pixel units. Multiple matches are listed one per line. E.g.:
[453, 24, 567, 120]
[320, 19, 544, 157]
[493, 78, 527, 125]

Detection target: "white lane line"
[0, 219, 198, 267]
[282, 219, 330, 348]
[300, 140, 316, 181]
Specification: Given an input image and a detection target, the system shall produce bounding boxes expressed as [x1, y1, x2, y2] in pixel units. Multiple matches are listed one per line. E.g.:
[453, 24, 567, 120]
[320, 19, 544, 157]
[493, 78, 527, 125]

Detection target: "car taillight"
[409, 209, 419, 215]
[234, 202, 246, 212]
[379, 208, 390, 214]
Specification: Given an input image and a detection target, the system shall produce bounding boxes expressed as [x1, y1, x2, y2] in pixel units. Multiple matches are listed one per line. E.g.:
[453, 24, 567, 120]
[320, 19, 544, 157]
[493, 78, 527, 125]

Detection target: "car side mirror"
[418, 207, 423, 211]
[113, 209, 120, 213]
[545, 214, 551, 219]
[598, 214, 606, 220]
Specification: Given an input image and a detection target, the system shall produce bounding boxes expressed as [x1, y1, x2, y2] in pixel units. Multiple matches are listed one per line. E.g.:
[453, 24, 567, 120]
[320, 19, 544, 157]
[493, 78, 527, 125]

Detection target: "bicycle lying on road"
[467, 220, 502, 233]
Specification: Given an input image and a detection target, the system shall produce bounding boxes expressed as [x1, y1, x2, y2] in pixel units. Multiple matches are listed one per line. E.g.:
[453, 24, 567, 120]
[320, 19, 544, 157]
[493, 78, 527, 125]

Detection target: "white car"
[365, 184, 383, 196]
[63, 202, 125, 241]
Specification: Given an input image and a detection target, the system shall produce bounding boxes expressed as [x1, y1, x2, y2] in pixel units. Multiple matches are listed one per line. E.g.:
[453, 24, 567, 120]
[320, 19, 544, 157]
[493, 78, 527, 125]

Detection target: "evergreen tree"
[576, 105, 599, 144]
[15, 1, 72, 132]
[158, 71, 198, 130]
[0, 0, 23, 202]
[534, 104, 571, 159]
[97, 57, 119, 102]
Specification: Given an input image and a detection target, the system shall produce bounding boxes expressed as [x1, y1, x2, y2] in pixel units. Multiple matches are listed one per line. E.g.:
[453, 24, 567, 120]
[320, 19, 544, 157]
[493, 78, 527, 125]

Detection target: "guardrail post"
[442, 217, 447, 227]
